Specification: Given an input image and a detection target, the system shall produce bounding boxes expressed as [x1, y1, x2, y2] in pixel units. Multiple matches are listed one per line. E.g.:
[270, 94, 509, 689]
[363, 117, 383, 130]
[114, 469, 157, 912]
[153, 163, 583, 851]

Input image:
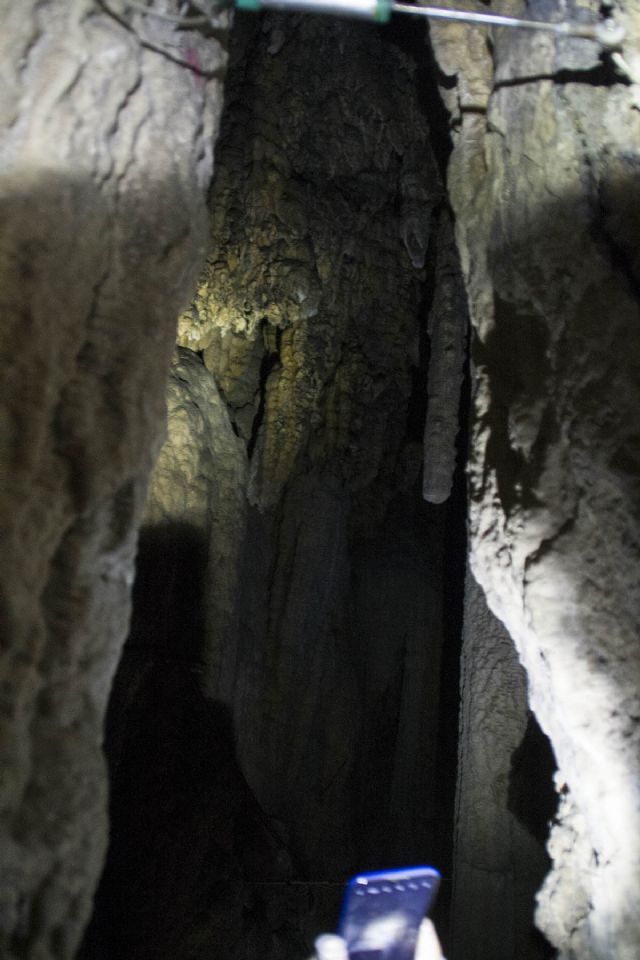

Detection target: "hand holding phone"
[314, 920, 442, 960]
[335, 866, 441, 960]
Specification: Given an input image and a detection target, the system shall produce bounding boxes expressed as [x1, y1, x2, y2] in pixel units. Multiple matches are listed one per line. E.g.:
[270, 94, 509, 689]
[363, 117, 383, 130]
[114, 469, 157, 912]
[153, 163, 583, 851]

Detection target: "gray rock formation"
[429, 3, 640, 957]
[422, 209, 467, 504]
[88, 16, 457, 957]
[452, 571, 553, 960]
[0, 2, 228, 957]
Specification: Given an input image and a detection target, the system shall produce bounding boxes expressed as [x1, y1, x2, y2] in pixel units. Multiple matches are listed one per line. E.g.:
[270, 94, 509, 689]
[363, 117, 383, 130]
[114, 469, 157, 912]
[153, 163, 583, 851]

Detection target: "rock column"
[0, 2, 227, 956]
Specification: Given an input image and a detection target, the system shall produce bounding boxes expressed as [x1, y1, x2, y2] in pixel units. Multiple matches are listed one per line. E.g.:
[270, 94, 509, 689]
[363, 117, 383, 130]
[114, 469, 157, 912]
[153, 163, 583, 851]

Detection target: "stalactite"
[422, 209, 468, 504]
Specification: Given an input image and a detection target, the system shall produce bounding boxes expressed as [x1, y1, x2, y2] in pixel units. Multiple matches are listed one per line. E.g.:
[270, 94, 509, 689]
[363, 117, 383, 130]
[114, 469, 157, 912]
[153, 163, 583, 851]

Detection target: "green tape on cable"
[235, 0, 392, 22]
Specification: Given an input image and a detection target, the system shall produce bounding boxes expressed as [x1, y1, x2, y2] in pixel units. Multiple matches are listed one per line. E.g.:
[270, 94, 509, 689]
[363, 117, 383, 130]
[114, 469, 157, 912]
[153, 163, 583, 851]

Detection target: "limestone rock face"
[179, 13, 444, 511]
[0, 2, 227, 956]
[429, 4, 640, 957]
[91, 17, 458, 957]
[145, 348, 247, 535]
[422, 209, 467, 504]
[145, 347, 249, 696]
[452, 572, 554, 960]
[174, 13, 452, 881]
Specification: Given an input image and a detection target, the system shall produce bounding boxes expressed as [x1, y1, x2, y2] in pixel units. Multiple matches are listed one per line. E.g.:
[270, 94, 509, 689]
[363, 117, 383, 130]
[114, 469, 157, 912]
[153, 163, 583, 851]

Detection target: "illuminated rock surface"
[178, 13, 443, 511]
[429, 3, 640, 957]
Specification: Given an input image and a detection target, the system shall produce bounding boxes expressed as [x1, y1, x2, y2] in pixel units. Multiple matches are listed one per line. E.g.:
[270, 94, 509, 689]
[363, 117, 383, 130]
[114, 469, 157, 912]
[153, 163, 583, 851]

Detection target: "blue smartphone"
[337, 866, 441, 960]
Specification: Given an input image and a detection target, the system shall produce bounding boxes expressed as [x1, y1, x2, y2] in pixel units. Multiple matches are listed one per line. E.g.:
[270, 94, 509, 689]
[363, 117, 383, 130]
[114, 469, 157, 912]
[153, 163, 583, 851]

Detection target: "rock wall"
[429, 2, 640, 957]
[174, 11, 448, 879]
[0, 2, 227, 957]
[8, 1, 634, 956]
[89, 14, 462, 958]
[452, 571, 555, 960]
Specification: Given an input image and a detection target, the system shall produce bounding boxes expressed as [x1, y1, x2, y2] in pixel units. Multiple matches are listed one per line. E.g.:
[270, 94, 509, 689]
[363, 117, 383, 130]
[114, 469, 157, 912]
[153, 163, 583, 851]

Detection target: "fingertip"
[415, 918, 443, 960]
[314, 933, 349, 960]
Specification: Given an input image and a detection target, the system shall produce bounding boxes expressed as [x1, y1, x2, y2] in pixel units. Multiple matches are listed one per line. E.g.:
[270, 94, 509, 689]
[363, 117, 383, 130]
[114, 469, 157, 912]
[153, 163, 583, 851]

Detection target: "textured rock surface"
[422, 209, 467, 504]
[176, 14, 451, 879]
[429, 3, 640, 957]
[145, 347, 249, 696]
[0, 2, 227, 956]
[145, 348, 247, 535]
[179, 13, 444, 512]
[452, 571, 555, 960]
[89, 15, 461, 957]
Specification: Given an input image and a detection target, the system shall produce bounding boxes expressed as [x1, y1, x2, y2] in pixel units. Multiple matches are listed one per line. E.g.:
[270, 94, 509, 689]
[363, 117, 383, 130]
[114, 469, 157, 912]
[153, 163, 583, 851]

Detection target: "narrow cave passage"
[80, 11, 551, 960]
[3, 1, 640, 959]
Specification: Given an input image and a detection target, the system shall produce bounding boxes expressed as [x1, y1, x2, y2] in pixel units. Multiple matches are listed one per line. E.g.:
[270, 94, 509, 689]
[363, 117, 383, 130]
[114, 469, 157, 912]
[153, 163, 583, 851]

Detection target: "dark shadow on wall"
[508, 711, 558, 849]
[349, 484, 446, 873]
[0, 170, 225, 960]
[79, 522, 298, 960]
[507, 712, 558, 960]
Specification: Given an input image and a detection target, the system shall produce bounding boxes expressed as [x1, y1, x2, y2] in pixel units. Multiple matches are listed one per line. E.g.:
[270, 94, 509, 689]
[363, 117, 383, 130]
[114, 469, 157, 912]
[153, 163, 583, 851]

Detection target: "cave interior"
[79, 11, 555, 960]
[2, 2, 640, 960]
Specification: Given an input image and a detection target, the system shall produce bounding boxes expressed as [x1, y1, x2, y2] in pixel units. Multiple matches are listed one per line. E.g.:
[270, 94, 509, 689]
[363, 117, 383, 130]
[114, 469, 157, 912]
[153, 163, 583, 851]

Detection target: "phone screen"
[337, 866, 440, 960]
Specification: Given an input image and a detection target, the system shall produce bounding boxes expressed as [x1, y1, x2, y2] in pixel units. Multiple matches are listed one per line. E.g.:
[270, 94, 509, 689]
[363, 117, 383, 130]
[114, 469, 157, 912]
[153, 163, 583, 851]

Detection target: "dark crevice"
[381, 16, 454, 180]
[404, 224, 438, 443]
[590, 195, 640, 301]
[508, 712, 558, 848]
[434, 330, 470, 873]
[459, 106, 487, 116]
[247, 324, 281, 460]
[382, 20, 469, 948]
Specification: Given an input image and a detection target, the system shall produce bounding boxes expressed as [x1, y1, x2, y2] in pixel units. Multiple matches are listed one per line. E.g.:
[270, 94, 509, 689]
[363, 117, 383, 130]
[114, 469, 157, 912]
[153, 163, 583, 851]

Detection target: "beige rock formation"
[178, 14, 444, 513]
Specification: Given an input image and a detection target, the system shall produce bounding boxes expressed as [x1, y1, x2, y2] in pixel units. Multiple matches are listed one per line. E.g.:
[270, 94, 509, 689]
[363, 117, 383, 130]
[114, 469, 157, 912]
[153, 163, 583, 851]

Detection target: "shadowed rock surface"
[452, 571, 556, 960]
[0, 2, 228, 957]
